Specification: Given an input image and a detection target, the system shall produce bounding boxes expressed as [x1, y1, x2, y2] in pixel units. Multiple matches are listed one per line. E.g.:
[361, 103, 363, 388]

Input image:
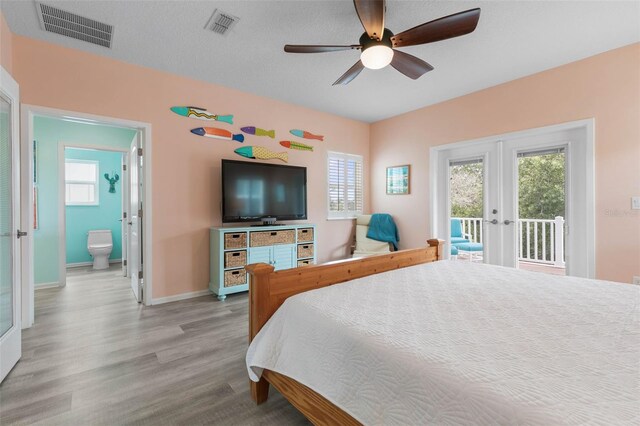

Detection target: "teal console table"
[209, 224, 317, 300]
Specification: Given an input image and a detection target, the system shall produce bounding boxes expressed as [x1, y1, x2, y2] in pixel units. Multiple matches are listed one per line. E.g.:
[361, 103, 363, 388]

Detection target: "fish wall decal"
[171, 106, 234, 124]
[191, 127, 244, 143]
[289, 129, 324, 141]
[280, 141, 314, 151]
[241, 126, 275, 138]
[235, 146, 288, 163]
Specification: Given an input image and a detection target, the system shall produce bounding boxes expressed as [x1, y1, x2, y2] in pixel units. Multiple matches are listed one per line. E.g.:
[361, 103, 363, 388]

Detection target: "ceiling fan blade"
[391, 8, 481, 48]
[333, 61, 365, 86]
[390, 50, 434, 80]
[353, 0, 385, 41]
[284, 44, 360, 53]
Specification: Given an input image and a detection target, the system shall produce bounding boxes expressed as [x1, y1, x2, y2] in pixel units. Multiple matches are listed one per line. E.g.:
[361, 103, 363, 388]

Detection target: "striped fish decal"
[171, 106, 234, 124]
[280, 141, 313, 151]
[289, 129, 323, 141]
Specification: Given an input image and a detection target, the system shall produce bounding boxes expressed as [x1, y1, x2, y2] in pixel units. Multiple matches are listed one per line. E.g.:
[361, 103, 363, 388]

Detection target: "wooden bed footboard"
[245, 239, 444, 419]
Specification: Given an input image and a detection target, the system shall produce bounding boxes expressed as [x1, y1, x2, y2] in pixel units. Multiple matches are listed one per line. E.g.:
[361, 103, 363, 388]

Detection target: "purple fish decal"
[241, 126, 275, 138]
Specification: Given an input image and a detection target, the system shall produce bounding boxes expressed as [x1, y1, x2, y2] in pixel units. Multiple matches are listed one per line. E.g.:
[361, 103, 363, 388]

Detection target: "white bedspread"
[246, 261, 640, 425]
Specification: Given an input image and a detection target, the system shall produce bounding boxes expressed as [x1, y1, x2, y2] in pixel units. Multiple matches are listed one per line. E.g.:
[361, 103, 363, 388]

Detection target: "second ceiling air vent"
[204, 9, 240, 36]
[36, 2, 113, 48]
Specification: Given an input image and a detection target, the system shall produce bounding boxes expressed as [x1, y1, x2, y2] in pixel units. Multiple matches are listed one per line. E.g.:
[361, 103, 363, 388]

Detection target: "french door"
[0, 66, 21, 383]
[433, 121, 594, 278]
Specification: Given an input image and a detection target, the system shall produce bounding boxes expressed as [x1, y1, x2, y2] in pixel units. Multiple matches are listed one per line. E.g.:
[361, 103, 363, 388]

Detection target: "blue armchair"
[450, 219, 471, 245]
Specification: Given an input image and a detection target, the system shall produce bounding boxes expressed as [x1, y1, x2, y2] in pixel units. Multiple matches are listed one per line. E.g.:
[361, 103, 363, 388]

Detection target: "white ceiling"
[2, 0, 639, 122]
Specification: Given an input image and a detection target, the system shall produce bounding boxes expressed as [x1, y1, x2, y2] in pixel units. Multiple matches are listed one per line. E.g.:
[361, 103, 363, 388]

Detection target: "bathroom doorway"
[22, 106, 152, 328]
[63, 147, 127, 274]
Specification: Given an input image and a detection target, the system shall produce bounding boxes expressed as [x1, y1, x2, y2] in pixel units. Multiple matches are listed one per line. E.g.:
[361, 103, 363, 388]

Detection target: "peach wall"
[370, 43, 640, 283]
[0, 12, 12, 72]
[12, 35, 369, 299]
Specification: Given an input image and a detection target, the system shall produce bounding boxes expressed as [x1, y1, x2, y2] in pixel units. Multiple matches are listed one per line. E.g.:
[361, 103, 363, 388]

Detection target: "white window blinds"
[328, 152, 363, 219]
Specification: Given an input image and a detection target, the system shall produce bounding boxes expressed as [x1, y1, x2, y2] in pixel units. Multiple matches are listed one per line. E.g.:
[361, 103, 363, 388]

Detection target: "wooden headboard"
[245, 239, 444, 342]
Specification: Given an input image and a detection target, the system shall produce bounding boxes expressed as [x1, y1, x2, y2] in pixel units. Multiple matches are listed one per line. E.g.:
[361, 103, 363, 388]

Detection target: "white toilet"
[87, 230, 113, 270]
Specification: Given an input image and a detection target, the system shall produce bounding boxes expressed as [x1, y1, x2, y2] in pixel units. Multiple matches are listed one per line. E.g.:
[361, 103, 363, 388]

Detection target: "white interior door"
[0, 67, 21, 383]
[129, 134, 142, 302]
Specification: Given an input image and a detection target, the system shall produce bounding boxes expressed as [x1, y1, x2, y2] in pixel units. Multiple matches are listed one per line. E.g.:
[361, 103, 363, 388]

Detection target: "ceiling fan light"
[360, 45, 394, 70]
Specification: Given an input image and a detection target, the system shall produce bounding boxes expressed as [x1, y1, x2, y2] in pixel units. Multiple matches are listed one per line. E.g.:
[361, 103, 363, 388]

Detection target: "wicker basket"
[250, 230, 295, 247]
[297, 228, 314, 243]
[297, 259, 314, 267]
[224, 250, 247, 268]
[223, 269, 246, 287]
[297, 243, 314, 259]
[224, 232, 247, 249]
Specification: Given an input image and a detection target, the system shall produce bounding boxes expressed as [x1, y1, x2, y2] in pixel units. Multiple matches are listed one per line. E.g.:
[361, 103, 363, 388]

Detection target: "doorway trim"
[58, 144, 129, 283]
[429, 118, 595, 276]
[20, 104, 154, 328]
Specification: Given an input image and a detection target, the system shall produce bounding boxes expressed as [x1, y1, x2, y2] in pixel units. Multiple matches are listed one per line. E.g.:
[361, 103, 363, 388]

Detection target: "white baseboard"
[66, 259, 122, 268]
[151, 289, 211, 305]
[35, 282, 61, 290]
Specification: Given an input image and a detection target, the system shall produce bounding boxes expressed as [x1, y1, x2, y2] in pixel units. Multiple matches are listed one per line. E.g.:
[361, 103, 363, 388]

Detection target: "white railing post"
[554, 216, 565, 267]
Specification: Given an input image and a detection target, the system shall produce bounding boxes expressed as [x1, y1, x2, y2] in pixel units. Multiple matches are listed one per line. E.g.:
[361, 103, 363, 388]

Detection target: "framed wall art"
[386, 164, 410, 195]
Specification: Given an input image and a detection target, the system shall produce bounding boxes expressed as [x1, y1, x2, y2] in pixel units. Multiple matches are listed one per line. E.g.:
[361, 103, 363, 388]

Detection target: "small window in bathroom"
[65, 159, 99, 206]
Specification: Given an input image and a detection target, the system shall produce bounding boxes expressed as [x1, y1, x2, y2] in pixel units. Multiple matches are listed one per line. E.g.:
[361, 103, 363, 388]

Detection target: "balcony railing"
[453, 216, 565, 267]
[456, 217, 483, 244]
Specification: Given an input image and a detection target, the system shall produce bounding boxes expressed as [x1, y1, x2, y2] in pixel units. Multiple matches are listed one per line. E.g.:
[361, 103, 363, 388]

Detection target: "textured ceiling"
[2, 0, 639, 122]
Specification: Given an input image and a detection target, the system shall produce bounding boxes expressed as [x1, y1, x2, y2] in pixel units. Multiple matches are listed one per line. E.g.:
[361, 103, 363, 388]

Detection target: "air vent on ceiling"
[204, 9, 240, 36]
[36, 2, 113, 48]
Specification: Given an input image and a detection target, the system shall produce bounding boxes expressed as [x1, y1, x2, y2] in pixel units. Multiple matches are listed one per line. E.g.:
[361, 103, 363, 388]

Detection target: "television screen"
[222, 159, 307, 223]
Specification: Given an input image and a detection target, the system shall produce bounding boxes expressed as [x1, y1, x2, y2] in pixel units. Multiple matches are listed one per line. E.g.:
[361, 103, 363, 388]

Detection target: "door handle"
[128, 221, 133, 225]
[483, 219, 499, 225]
[503, 220, 514, 225]
[17, 230, 28, 239]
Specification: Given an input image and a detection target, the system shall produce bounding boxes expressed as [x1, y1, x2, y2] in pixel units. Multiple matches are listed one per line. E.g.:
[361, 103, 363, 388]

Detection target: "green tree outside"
[518, 153, 565, 220]
[450, 154, 565, 220]
[450, 163, 483, 218]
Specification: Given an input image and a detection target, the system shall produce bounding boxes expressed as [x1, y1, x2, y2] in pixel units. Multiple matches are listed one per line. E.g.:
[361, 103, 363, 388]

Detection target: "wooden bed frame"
[245, 239, 444, 425]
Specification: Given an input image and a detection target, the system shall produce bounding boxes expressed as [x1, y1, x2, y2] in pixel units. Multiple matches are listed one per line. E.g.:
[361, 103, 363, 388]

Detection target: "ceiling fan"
[284, 0, 481, 85]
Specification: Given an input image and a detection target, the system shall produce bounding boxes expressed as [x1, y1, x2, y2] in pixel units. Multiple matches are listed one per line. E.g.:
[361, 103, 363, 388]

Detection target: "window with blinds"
[327, 152, 363, 219]
[65, 159, 99, 206]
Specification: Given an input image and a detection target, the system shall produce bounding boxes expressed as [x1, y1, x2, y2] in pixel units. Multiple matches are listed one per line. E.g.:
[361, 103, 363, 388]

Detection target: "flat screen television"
[221, 159, 307, 223]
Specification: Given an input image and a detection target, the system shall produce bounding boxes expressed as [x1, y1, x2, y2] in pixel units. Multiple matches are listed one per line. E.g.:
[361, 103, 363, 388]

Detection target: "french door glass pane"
[0, 96, 13, 336]
[517, 150, 566, 276]
[449, 159, 484, 262]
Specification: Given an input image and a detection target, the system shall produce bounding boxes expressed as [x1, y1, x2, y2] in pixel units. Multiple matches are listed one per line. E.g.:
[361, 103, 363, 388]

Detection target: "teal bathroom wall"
[34, 116, 136, 286]
[65, 148, 123, 265]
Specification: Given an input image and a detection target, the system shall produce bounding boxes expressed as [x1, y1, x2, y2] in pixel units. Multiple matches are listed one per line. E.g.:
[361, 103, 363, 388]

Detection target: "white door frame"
[429, 118, 595, 277]
[58, 144, 129, 280]
[20, 104, 154, 328]
[0, 65, 21, 382]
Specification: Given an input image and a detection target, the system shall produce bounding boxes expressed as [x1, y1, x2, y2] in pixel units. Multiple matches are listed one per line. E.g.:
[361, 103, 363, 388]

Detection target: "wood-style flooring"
[0, 265, 308, 425]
